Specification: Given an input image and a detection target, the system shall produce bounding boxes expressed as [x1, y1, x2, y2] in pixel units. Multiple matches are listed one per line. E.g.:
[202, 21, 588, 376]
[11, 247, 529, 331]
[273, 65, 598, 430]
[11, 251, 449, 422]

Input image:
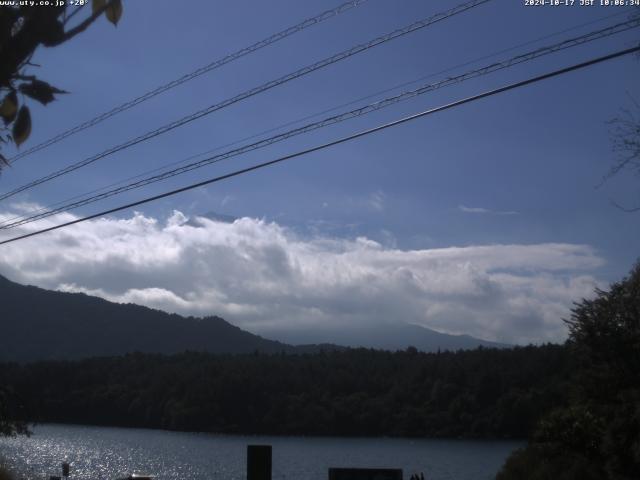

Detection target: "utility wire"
[1, 45, 637, 247]
[7, 0, 371, 163]
[0, 0, 491, 203]
[3, 7, 633, 229]
[8, 7, 632, 232]
[2, 6, 631, 228]
[2, 17, 638, 230]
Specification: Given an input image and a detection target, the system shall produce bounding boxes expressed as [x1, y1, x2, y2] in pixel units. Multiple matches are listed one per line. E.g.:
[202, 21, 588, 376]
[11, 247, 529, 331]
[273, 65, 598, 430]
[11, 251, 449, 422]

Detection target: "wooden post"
[247, 445, 272, 480]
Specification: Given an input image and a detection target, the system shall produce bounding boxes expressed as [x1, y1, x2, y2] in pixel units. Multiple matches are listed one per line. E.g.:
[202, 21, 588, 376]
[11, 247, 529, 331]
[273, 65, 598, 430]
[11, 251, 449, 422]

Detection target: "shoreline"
[14, 421, 528, 443]
[0, 459, 16, 480]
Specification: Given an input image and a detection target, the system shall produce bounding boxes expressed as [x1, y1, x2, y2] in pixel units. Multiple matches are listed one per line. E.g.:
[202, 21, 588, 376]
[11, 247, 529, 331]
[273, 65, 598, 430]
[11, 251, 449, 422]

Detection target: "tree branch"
[51, 0, 117, 46]
[63, 4, 86, 26]
[610, 198, 640, 213]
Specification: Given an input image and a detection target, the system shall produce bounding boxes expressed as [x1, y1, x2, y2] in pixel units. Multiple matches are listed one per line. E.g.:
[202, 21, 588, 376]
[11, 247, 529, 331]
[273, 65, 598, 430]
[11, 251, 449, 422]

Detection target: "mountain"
[0, 275, 325, 362]
[0, 274, 507, 363]
[259, 322, 509, 352]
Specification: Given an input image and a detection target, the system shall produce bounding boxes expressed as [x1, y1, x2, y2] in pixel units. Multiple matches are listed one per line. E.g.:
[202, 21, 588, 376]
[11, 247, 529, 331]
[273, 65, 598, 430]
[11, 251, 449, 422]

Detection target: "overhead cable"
[1, 44, 637, 246]
[2, 17, 638, 230]
[0, 0, 491, 202]
[7, 0, 371, 163]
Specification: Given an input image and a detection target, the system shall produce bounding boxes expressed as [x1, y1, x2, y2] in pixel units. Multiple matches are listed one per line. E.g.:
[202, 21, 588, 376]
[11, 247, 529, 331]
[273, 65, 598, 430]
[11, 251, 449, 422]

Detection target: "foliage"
[0, 465, 14, 480]
[610, 103, 640, 178]
[497, 263, 640, 479]
[0, 344, 570, 439]
[0, 0, 123, 163]
[602, 7, 640, 211]
[565, 263, 640, 395]
[605, 98, 640, 211]
[0, 386, 28, 437]
[496, 445, 604, 480]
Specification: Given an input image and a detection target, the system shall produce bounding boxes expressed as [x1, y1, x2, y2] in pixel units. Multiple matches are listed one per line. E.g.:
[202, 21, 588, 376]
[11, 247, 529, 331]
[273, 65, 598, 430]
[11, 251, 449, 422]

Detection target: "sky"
[0, 0, 638, 345]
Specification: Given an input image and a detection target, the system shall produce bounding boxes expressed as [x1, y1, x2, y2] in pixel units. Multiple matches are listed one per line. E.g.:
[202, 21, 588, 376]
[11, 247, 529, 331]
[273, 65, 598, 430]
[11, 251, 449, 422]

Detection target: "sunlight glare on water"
[0, 424, 521, 480]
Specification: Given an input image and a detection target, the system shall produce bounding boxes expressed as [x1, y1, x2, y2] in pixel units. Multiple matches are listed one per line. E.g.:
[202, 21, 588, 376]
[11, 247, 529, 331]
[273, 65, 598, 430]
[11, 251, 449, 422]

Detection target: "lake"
[0, 424, 521, 480]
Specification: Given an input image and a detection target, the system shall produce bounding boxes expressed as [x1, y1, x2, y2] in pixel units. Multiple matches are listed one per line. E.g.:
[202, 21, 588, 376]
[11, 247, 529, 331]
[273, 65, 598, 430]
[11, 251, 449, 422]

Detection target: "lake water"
[0, 424, 521, 480]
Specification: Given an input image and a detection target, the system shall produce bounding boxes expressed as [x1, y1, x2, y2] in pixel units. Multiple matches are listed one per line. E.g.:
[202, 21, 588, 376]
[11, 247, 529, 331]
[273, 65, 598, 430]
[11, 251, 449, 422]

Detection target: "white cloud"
[0, 208, 604, 344]
[459, 205, 519, 215]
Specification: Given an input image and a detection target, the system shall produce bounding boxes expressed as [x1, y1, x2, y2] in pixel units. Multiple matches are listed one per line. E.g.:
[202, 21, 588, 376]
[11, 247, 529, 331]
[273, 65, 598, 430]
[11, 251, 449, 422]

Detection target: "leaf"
[105, 0, 123, 26]
[19, 80, 67, 106]
[39, 15, 65, 46]
[0, 91, 18, 124]
[92, 0, 106, 14]
[12, 106, 31, 147]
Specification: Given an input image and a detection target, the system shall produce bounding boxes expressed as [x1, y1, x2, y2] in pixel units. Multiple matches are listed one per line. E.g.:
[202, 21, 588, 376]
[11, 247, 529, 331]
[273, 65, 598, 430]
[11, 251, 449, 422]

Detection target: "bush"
[497, 262, 640, 479]
[496, 445, 604, 480]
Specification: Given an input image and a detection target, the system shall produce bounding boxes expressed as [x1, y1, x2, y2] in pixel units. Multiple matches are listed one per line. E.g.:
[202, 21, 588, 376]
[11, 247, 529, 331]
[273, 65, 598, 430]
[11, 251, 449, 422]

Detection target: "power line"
[7, 0, 371, 163]
[3, 6, 630, 229]
[2, 17, 637, 230]
[11, 7, 631, 232]
[0, 0, 491, 202]
[1, 45, 637, 247]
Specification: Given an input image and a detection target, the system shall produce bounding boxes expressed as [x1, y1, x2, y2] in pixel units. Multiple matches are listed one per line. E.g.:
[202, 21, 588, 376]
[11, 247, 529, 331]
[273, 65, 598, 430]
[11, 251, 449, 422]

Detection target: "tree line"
[0, 344, 570, 439]
[497, 263, 640, 480]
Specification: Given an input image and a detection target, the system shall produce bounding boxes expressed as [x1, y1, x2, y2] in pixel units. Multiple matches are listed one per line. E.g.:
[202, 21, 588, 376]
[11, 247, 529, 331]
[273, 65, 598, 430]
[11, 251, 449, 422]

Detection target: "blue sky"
[0, 0, 638, 344]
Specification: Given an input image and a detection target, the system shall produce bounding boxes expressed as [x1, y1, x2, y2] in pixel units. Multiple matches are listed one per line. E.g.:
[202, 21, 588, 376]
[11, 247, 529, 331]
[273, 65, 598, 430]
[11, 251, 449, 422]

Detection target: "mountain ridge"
[0, 274, 508, 362]
[260, 321, 509, 352]
[0, 274, 312, 362]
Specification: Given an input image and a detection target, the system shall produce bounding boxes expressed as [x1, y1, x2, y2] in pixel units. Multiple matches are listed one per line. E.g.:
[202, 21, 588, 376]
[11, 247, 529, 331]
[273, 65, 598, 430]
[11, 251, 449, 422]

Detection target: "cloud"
[0, 208, 604, 344]
[459, 205, 519, 215]
[369, 190, 386, 211]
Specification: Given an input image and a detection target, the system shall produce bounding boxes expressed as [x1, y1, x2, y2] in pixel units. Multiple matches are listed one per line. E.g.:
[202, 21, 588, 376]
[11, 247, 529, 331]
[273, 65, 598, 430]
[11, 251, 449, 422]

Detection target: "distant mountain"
[0, 273, 507, 363]
[0, 275, 330, 363]
[259, 322, 509, 352]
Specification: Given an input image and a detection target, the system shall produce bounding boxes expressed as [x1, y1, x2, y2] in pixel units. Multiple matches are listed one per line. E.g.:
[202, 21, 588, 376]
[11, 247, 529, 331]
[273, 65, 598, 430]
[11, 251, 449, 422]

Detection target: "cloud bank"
[0, 208, 604, 344]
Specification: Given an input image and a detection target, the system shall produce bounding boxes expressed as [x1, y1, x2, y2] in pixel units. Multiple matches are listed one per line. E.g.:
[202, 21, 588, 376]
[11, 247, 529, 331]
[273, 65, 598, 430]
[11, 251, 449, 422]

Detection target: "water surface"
[0, 424, 521, 480]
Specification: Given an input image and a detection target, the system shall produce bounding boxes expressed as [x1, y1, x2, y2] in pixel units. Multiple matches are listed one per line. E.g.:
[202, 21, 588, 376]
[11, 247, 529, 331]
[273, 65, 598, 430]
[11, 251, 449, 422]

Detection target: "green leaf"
[105, 0, 123, 26]
[0, 91, 18, 124]
[12, 106, 31, 147]
[19, 80, 67, 106]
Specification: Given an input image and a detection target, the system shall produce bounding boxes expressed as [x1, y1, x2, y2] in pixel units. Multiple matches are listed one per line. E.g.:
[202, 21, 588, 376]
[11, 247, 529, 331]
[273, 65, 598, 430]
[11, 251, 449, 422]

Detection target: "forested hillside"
[0, 274, 504, 360]
[0, 345, 570, 438]
[0, 275, 304, 361]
